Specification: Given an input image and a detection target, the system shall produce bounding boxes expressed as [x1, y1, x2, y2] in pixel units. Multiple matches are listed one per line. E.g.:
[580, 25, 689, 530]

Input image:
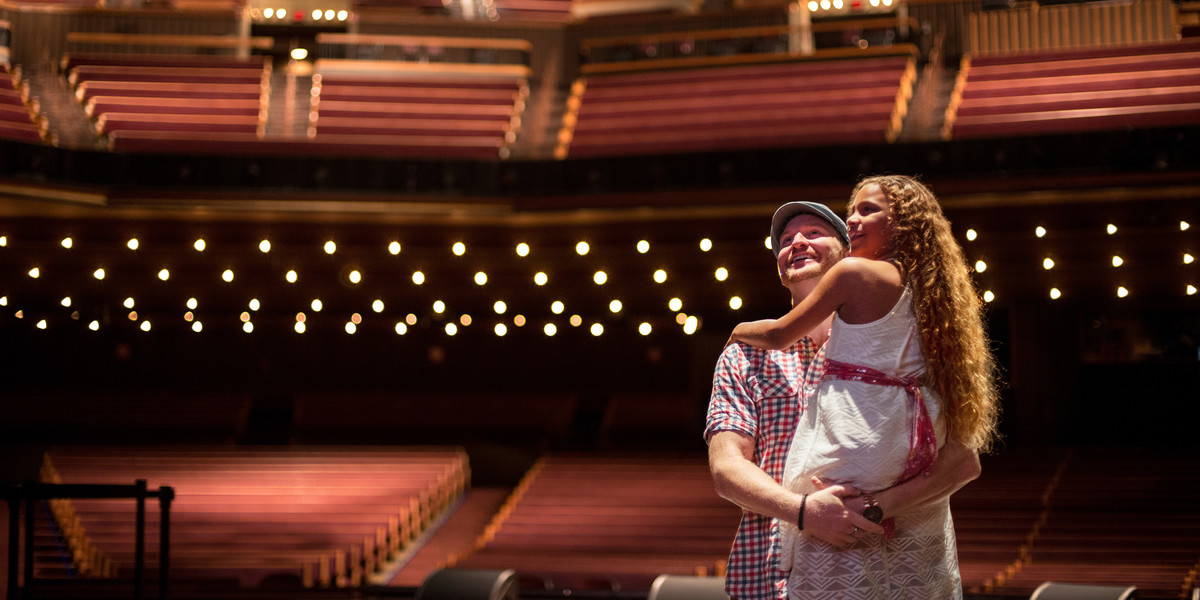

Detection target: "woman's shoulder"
[829, 256, 903, 284]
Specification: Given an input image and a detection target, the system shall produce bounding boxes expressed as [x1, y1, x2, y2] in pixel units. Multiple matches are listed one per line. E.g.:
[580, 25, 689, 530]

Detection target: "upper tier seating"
[60, 52, 271, 142]
[38, 446, 470, 589]
[944, 39, 1200, 139]
[451, 455, 740, 591]
[307, 64, 529, 160]
[0, 65, 52, 144]
[557, 50, 917, 158]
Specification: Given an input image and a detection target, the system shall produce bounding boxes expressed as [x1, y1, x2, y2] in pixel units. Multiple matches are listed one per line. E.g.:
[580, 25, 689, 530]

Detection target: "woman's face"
[846, 183, 894, 259]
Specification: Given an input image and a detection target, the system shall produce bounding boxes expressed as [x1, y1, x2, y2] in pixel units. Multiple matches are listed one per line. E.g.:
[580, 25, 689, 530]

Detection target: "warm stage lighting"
[444, 323, 458, 336]
[983, 291, 995, 302]
[1043, 258, 1055, 270]
[88, 321, 99, 331]
[61, 237, 73, 249]
[1111, 256, 1124, 267]
[1106, 224, 1118, 235]
[1184, 253, 1194, 265]
[412, 271, 425, 285]
[683, 315, 699, 335]
[494, 323, 507, 336]
[93, 268, 106, 280]
[668, 298, 682, 311]
[474, 272, 488, 285]
[373, 300, 385, 313]
[433, 300, 446, 313]
[259, 240, 271, 253]
[1187, 285, 1197, 296]
[1181, 221, 1191, 231]
[187, 298, 198, 309]
[974, 260, 987, 273]
[36, 320, 47, 330]
[141, 321, 152, 332]
[124, 297, 135, 309]
[349, 270, 362, 284]
[544, 323, 557, 336]
[965, 229, 977, 241]
[27, 267, 39, 278]
[1117, 286, 1129, 298]
[575, 241, 590, 255]
[345, 322, 356, 334]
[158, 268, 170, 281]
[609, 300, 622, 313]
[715, 267, 729, 281]
[389, 241, 401, 255]
[243, 322, 253, 333]
[551, 300, 564, 314]
[534, 272, 548, 286]
[699, 238, 713, 252]
[460, 314, 472, 326]
[729, 296, 742, 310]
[593, 271, 607, 285]
[1035, 226, 1047, 238]
[249, 299, 261, 311]
[516, 243, 529, 257]
[394, 323, 407, 335]
[653, 269, 667, 283]
[311, 299, 323, 312]
[494, 301, 507, 314]
[194, 239, 206, 252]
[452, 242, 466, 256]
[222, 269, 234, 282]
[1049, 288, 1062, 299]
[192, 322, 203, 333]
[324, 241, 337, 254]
[637, 240, 650, 253]
[590, 323, 603, 336]
[286, 270, 298, 283]
[60, 297, 71, 307]
[639, 322, 652, 335]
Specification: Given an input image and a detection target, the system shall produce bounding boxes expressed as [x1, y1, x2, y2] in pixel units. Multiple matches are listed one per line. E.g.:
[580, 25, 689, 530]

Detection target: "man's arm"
[840, 439, 981, 518]
[709, 430, 883, 547]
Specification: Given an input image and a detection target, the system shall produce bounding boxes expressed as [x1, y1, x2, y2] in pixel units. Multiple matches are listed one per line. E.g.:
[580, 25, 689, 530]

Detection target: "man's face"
[776, 213, 845, 286]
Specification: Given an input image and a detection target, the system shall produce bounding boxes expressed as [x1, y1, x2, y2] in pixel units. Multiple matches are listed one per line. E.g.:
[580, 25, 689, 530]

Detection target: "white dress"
[779, 287, 962, 600]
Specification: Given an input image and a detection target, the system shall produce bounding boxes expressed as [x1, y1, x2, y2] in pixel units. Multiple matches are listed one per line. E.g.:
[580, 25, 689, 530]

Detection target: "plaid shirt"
[704, 338, 825, 600]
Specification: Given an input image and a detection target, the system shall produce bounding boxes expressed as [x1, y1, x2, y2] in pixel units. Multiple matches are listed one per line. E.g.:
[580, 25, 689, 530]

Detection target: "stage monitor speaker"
[415, 568, 519, 600]
[1030, 582, 1140, 600]
[647, 575, 730, 600]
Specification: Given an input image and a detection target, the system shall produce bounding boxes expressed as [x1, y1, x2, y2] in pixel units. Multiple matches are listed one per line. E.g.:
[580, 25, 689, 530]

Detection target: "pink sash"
[822, 359, 938, 537]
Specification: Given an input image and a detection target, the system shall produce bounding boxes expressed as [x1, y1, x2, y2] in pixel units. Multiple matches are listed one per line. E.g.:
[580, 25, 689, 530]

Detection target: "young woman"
[729, 175, 1000, 599]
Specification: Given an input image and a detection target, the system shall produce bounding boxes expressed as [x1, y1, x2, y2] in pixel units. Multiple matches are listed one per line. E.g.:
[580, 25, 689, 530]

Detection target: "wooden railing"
[966, 0, 1177, 56]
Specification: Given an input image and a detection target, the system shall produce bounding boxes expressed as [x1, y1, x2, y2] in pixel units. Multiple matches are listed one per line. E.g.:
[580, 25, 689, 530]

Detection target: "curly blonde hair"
[848, 175, 1001, 452]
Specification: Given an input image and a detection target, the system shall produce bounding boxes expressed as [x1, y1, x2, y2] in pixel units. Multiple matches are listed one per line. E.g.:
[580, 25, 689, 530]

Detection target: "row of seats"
[62, 51, 271, 142]
[977, 448, 1200, 599]
[37, 447, 470, 588]
[0, 65, 52, 144]
[19, 39, 1200, 158]
[306, 61, 529, 160]
[944, 38, 1200, 139]
[557, 48, 918, 158]
[450, 454, 739, 591]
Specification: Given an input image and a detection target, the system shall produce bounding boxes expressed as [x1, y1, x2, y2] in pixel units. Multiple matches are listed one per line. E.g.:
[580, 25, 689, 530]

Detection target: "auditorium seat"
[972, 447, 1200, 599]
[557, 49, 917, 158]
[0, 65, 52, 144]
[451, 455, 740, 592]
[307, 67, 528, 160]
[944, 39, 1200, 139]
[37, 447, 470, 589]
[59, 50, 271, 145]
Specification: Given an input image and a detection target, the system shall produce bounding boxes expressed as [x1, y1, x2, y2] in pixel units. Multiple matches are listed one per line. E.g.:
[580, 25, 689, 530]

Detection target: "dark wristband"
[798, 493, 808, 531]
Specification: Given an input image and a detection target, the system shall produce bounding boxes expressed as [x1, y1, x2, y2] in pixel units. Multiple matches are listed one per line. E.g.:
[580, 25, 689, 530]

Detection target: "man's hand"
[802, 478, 884, 548]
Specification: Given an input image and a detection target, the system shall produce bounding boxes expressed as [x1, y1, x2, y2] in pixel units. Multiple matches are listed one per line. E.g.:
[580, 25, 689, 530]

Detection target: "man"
[705, 201, 981, 600]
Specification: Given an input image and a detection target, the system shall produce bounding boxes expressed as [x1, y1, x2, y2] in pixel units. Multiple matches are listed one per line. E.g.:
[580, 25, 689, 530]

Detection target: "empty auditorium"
[1, 0, 1197, 599]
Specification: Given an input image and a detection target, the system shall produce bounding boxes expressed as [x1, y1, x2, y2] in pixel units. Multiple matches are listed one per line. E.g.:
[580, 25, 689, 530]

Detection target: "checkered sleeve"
[704, 342, 757, 443]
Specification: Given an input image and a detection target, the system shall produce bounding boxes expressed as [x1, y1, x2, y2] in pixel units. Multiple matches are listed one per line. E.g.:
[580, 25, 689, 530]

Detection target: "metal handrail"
[4, 480, 174, 600]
